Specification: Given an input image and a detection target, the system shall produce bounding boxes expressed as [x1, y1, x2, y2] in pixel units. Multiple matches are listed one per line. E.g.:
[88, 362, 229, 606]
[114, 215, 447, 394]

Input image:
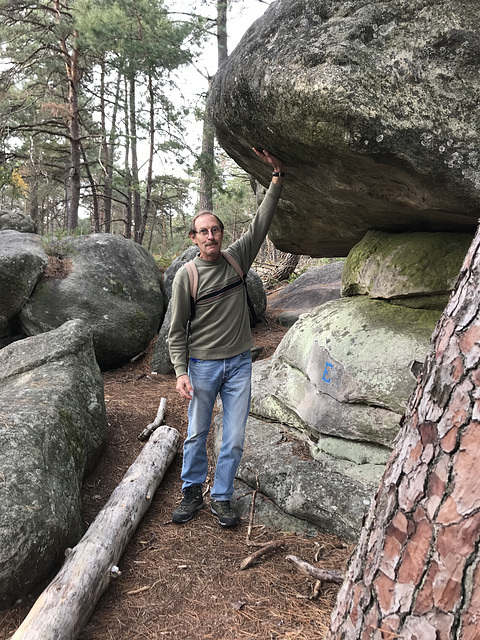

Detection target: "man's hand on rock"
[253, 148, 285, 181]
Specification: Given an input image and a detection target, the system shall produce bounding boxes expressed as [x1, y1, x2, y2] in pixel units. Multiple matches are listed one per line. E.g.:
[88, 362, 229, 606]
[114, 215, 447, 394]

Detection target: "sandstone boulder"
[210, 294, 442, 540]
[209, 0, 480, 256]
[251, 297, 440, 447]
[0, 320, 107, 606]
[233, 478, 319, 537]
[151, 303, 174, 375]
[0, 208, 37, 233]
[0, 231, 47, 341]
[162, 245, 199, 300]
[268, 260, 344, 326]
[18, 234, 163, 370]
[342, 230, 472, 309]
[225, 416, 379, 541]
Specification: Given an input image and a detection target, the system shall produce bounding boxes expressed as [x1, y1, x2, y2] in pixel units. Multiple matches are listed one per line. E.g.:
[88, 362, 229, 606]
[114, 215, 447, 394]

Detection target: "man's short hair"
[189, 210, 225, 236]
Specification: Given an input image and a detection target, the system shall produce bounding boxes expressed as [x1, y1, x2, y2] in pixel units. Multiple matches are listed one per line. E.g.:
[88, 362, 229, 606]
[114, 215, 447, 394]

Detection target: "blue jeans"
[181, 350, 252, 501]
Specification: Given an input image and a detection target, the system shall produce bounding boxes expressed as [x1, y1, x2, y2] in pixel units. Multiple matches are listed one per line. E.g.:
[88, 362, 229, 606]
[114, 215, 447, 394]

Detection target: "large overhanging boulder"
[0, 320, 107, 607]
[209, 0, 480, 257]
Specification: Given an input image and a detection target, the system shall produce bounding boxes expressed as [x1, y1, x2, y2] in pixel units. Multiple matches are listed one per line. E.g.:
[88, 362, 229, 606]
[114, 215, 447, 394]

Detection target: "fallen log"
[11, 425, 180, 640]
[138, 397, 167, 441]
[286, 554, 344, 584]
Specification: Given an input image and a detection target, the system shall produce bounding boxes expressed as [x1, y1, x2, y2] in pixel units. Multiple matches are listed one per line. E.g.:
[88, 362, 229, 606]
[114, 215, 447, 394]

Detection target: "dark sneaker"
[172, 485, 204, 523]
[210, 499, 238, 527]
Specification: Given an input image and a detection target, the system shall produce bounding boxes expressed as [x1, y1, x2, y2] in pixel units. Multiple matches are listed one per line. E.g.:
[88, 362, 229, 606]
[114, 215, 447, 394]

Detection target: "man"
[168, 148, 285, 527]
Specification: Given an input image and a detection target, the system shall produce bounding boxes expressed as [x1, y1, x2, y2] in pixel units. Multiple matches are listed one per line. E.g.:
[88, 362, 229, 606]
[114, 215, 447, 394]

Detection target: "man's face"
[189, 213, 224, 261]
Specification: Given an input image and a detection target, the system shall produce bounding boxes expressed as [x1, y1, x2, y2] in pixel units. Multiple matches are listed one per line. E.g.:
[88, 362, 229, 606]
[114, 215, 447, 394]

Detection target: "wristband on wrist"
[272, 171, 285, 177]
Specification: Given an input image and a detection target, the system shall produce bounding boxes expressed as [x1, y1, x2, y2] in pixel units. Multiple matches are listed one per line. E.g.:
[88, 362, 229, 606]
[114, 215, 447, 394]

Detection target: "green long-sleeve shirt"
[168, 182, 283, 377]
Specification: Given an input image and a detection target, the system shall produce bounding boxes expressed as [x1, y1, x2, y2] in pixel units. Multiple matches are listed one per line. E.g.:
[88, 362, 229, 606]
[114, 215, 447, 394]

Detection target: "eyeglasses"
[194, 226, 222, 237]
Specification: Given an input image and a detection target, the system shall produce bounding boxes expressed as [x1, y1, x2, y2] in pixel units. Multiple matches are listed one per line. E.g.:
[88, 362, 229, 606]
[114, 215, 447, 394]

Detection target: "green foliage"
[41, 223, 94, 258]
[41, 236, 76, 260]
[212, 163, 257, 243]
[153, 254, 172, 270]
[0, 0, 271, 258]
[74, 0, 196, 73]
[0, 0, 205, 236]
[287, 269, 304, 284]
[0, 164, 27, 199]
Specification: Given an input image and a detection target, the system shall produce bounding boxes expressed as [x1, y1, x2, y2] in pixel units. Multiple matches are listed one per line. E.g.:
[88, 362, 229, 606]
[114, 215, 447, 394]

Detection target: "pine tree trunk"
[138, 70, 155, 246]
[123, 76, 132, 239]
[271, 253, 300, 281]
[197, 1, 228, 212]
[99, 58, 113, 233]
[198, 77, 215, 212]
[129, 73, 142, 243]
[28, 179, 39, 227]
[99, 66, 121, 234]
[328, 224, 480, 640]
[66, 85, 81, 232]
[56, 13, 81, 231]
[217, 0, 228, 67]
[80, 143, 100, 232]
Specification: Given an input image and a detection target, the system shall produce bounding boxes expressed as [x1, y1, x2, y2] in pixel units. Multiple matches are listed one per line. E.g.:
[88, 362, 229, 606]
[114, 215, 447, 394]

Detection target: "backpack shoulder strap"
[221, 251, 259, 326]
[184, 252, 260, 329]
[221, 250, 244, 280]
[184, 260, 199, 301]
[184, 260, 198, 337]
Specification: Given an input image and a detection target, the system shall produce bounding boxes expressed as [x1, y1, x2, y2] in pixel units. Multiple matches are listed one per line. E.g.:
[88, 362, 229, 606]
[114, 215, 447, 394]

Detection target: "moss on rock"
[342, 230, 472, 302]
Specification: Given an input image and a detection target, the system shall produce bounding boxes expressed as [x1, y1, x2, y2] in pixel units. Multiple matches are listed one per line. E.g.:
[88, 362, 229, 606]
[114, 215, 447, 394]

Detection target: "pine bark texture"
[328, 225, 480, 640]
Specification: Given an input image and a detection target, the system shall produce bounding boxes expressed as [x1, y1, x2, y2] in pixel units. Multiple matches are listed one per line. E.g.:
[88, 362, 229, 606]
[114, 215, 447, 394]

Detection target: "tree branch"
[286, 555, 344, 584]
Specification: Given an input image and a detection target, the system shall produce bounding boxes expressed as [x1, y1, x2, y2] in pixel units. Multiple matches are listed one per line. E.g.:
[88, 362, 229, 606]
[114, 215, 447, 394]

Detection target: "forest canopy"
[0, 0, 265, 258]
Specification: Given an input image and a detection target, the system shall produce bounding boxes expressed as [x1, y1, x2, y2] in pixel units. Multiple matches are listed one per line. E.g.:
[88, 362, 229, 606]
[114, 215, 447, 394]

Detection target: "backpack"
[184, 251, 259, 335]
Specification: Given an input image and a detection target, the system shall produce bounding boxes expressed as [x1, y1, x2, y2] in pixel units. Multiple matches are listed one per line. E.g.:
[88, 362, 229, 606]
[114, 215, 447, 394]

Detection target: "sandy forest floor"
[1, 313, 352, 640]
